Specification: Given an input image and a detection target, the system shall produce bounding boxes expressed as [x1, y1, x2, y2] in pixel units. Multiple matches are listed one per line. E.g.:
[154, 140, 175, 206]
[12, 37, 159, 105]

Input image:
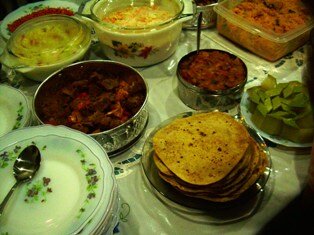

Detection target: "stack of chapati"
[152, 112, 268, 202]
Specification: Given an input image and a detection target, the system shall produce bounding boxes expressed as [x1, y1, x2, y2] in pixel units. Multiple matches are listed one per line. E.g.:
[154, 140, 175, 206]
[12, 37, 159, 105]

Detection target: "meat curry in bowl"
[33, 60, 149, 155]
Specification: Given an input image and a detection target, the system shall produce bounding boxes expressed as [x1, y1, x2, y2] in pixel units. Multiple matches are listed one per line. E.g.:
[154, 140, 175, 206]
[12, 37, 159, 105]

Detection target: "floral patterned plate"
[0, 84, 31, 137]
[0, 125, 117, 234]
[240, 91, 312, 148]
[0, 0, 79, 40]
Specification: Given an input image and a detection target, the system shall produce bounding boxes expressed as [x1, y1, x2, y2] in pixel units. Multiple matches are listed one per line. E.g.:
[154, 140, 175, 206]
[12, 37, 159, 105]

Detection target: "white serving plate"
[1, 0, 79, 40]
[0, 125, 117, 234]
[0, 84, 31, 136]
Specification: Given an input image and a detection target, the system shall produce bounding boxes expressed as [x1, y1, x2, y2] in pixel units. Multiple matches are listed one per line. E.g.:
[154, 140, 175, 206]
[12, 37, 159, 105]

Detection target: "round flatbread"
[153, 112, 251, 185]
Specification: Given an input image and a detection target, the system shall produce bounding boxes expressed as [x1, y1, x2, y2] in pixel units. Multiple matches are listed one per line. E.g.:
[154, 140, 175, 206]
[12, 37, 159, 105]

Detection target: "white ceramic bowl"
[88, 0, 189, 67]
[0, 125, 118, 234]
[0, 84, 31, 136]
[0, 0, 79, 40]
[2, 15, 91, 82]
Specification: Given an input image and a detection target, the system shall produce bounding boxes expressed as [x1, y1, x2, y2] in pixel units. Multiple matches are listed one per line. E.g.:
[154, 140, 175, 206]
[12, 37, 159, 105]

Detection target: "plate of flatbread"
[141, 111, 271, 221]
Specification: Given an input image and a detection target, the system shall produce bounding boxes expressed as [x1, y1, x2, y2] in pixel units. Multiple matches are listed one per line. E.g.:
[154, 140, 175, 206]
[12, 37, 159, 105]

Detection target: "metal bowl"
[183, 0, 218, 29]
[177, 49, 247, 111]
[33, 60, 149, 156]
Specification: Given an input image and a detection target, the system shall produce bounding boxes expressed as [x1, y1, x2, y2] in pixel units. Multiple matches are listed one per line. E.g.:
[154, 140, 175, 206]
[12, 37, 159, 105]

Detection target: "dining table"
[0, 0, 313, 234]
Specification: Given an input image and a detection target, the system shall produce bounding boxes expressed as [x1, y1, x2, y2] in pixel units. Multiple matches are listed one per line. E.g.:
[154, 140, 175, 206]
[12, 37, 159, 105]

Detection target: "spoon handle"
[0, 181, 20, 217]
[196, 12, 203, 53]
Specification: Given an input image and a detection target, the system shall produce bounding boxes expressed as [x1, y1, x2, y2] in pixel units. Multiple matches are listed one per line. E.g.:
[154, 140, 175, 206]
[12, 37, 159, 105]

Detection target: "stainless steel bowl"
[33, 60, 149, 156]
[177, 49, 247, 111]
[183, 1, 218, 29]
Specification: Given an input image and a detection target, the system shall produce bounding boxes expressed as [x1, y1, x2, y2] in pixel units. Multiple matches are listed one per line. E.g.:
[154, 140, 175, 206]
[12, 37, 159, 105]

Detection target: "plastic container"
[214, 0, 314, 61]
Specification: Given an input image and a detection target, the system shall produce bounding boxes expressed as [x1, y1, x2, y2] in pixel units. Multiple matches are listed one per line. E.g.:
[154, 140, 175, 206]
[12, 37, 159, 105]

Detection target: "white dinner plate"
[0, 84, 31, 136]
[0, 125, 116, 235]
[1, 0, 79, 40]
[240, 91, 312, 148]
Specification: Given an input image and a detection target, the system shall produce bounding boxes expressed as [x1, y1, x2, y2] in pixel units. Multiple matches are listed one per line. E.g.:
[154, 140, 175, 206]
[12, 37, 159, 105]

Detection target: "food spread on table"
[0, 0, 313, 232]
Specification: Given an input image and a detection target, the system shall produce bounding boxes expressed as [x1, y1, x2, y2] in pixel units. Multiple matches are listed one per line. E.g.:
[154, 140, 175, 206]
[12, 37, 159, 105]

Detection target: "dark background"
[0, 0, 38, 19]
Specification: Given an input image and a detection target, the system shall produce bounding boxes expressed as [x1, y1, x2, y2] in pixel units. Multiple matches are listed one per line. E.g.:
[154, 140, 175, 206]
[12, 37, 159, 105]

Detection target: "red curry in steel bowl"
[177, 49, 247, 110]
[178, 49, 246, 92]
[33, 60, 147, 135]
[33, 60, 149, 156]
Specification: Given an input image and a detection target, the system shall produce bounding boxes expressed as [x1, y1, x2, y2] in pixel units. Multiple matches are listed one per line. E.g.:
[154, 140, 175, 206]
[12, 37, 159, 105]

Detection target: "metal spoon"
[0, 145, 41, 216]
[196, 12, 203, 53]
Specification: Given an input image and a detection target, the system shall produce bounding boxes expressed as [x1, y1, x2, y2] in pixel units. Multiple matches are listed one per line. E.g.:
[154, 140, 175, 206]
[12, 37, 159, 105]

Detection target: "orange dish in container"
[214, 0, 314, 61]
[177, 49, 247, 111]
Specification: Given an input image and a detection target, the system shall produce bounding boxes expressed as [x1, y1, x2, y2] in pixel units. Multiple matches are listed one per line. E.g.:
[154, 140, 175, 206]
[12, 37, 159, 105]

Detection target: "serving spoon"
[0, 145, 41, 217]
[196, 12, 203, 53]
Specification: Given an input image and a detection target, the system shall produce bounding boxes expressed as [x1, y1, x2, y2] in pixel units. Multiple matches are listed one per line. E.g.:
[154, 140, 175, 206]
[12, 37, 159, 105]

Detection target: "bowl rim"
[90, 0, 185, 31]
[0, 84, 31, 135]
[177, 49, 247, 95]
[195, 1, 218, 9]
[6, 14, 91, 68]
[32, 59, 149, 136]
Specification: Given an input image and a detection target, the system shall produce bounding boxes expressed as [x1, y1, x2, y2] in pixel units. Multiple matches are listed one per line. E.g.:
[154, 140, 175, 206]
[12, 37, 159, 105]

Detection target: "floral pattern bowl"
[0, 84, 31, 136]
[85, 0, 192, 67]
[0, 125, 118, 234]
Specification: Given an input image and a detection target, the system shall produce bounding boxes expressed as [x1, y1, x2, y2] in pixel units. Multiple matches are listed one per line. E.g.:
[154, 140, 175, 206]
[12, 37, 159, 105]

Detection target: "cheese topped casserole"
[102, 6, 175, 28]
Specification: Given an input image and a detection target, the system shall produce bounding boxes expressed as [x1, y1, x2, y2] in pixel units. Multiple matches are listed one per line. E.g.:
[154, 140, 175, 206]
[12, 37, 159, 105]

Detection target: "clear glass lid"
[6, 14, 91, 66]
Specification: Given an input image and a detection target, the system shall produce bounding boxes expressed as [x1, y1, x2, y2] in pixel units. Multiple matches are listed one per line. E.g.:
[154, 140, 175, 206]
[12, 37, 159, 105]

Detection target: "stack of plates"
[0, 125, 119, 235]
[0, 84, 31, 137]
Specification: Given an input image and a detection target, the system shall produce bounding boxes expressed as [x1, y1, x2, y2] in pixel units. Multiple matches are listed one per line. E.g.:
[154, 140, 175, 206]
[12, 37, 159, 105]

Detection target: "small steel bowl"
[183, 0, 218, 29]
[177, 49, 247, 111]
[33, 60, 149, 156]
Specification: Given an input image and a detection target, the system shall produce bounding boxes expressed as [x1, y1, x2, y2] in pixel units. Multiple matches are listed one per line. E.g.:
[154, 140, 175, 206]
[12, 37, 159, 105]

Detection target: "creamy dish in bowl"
[86, 0, 191, 67]
[1, 14, 91, 82]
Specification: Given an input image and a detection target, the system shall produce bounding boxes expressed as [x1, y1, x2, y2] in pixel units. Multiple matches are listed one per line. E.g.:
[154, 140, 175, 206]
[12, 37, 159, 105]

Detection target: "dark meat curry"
[35, 62, 147, 134]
